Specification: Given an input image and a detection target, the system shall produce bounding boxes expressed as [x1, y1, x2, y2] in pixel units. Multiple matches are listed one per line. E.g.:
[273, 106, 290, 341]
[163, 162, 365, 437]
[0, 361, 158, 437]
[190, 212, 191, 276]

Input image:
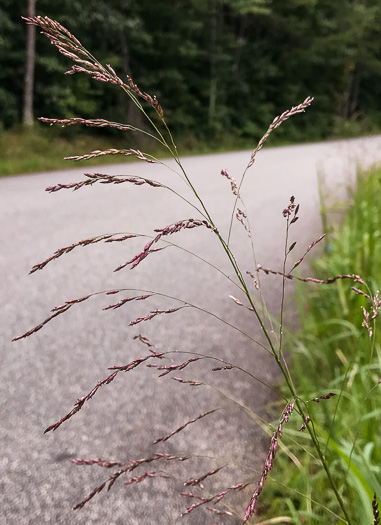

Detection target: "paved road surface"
[2, 136, 381, 525]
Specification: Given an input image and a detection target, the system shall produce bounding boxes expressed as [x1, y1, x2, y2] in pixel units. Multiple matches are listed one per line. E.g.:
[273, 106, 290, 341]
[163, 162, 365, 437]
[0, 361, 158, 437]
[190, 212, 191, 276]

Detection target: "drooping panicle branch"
[351, 287, 370, 298]
[39, 116, 133, 131]
[46, 173, 162, 193]
[362, 291, 381, 338]
[29, 234, 137, 273]
[180, 482, 248, 516]
[115, 218, 214, 271]
[124, 471, 160, 486]
[257, 264, 366, 286]
[290, 234, 326, 272]
[248, 97, 314, 168]
[133, 334, 157, 348]
[71, 458, 126, 468]
[154, 219, 214, 237]
[171, 377, 202, 386]
[221, 168, 240, 197]
[23, 16, 163, 116]
[103, 294, 154, 311]
[148, 356, 200, 377]
[64, 148, 156, 163]
[13, 291, 160, 340]
[244, 402, 295, 522]
[44, 350, 165, 433]
[114, 247, 166, 272]
[183, 466, 224, 488]
[236, 209, 251, 236]
[212, 365, 233, 371]
[153, 409, 218, 444]
[73, 453, 187, 510]
[128, 307, 186, 326]
[12, 295, 91, 340]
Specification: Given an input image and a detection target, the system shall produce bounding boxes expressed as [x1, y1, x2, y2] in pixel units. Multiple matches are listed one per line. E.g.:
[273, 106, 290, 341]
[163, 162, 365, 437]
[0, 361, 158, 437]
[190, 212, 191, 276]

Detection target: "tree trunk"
[208, 1, 223, 128]
[23, 0, 36, 127]
[348, 63, 363, 120]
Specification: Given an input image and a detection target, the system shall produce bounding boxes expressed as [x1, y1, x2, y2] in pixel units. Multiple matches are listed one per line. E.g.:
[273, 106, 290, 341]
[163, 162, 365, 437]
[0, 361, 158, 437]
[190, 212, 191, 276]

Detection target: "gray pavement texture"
[2, 136, 381, 525]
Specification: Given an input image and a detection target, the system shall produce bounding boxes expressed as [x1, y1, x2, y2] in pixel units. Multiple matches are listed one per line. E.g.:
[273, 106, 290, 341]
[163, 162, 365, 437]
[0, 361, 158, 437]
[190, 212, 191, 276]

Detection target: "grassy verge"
[0, 125, 254, 176]
[259, 167, 381, 524]
[2, 121, 380, 177]
[0, 125, 141, 176]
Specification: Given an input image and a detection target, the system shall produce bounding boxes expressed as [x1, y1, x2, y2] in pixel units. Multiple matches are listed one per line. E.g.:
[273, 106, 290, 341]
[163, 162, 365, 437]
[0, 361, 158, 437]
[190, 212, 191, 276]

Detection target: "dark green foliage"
[2, 0, 381, 141]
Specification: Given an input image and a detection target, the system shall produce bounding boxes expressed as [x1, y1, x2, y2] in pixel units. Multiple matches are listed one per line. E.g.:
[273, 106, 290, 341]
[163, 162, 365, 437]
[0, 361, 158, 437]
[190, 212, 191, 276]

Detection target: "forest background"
[2, 0, 381, 158]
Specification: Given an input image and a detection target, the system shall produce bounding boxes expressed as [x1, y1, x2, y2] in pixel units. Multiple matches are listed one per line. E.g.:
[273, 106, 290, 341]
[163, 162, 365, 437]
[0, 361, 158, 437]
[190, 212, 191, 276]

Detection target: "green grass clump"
[0, 125, 249, 177]
[3, 122, 378, 178]
[0, 125, 137, 176]
[259, 167, 381, 524]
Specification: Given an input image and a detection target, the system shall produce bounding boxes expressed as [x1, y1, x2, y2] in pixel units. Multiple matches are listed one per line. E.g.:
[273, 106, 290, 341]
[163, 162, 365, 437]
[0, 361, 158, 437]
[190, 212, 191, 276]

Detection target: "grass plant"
[13, 16, 381, 524]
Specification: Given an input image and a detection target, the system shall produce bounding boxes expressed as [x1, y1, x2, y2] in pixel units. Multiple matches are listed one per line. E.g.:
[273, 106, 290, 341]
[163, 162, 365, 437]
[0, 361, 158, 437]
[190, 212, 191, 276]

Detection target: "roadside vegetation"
[259, 166, 381, 523]
[1, 119, 378, 177]
[0, 126, 131, 176]
[13, 16, 381, 524]
[0, 124, 274, 177]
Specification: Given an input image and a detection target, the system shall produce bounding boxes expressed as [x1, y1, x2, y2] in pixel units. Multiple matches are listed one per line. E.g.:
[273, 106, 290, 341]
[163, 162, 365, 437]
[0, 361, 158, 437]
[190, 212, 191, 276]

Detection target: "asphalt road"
[2, 136, 381, 525]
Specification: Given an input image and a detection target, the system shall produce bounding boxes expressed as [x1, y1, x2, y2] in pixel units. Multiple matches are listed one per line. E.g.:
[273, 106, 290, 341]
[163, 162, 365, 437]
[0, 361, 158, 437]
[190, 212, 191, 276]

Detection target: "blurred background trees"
[2, 0, 381, 145]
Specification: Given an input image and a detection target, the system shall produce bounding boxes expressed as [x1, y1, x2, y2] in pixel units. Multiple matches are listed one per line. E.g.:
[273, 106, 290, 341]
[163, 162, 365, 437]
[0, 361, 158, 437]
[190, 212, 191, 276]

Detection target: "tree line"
[2, 0, 381, 143]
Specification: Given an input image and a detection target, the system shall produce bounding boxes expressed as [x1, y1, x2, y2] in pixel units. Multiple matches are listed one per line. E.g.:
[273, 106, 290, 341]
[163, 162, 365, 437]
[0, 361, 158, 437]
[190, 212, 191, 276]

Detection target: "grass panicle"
[14, 15, 381, 525]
